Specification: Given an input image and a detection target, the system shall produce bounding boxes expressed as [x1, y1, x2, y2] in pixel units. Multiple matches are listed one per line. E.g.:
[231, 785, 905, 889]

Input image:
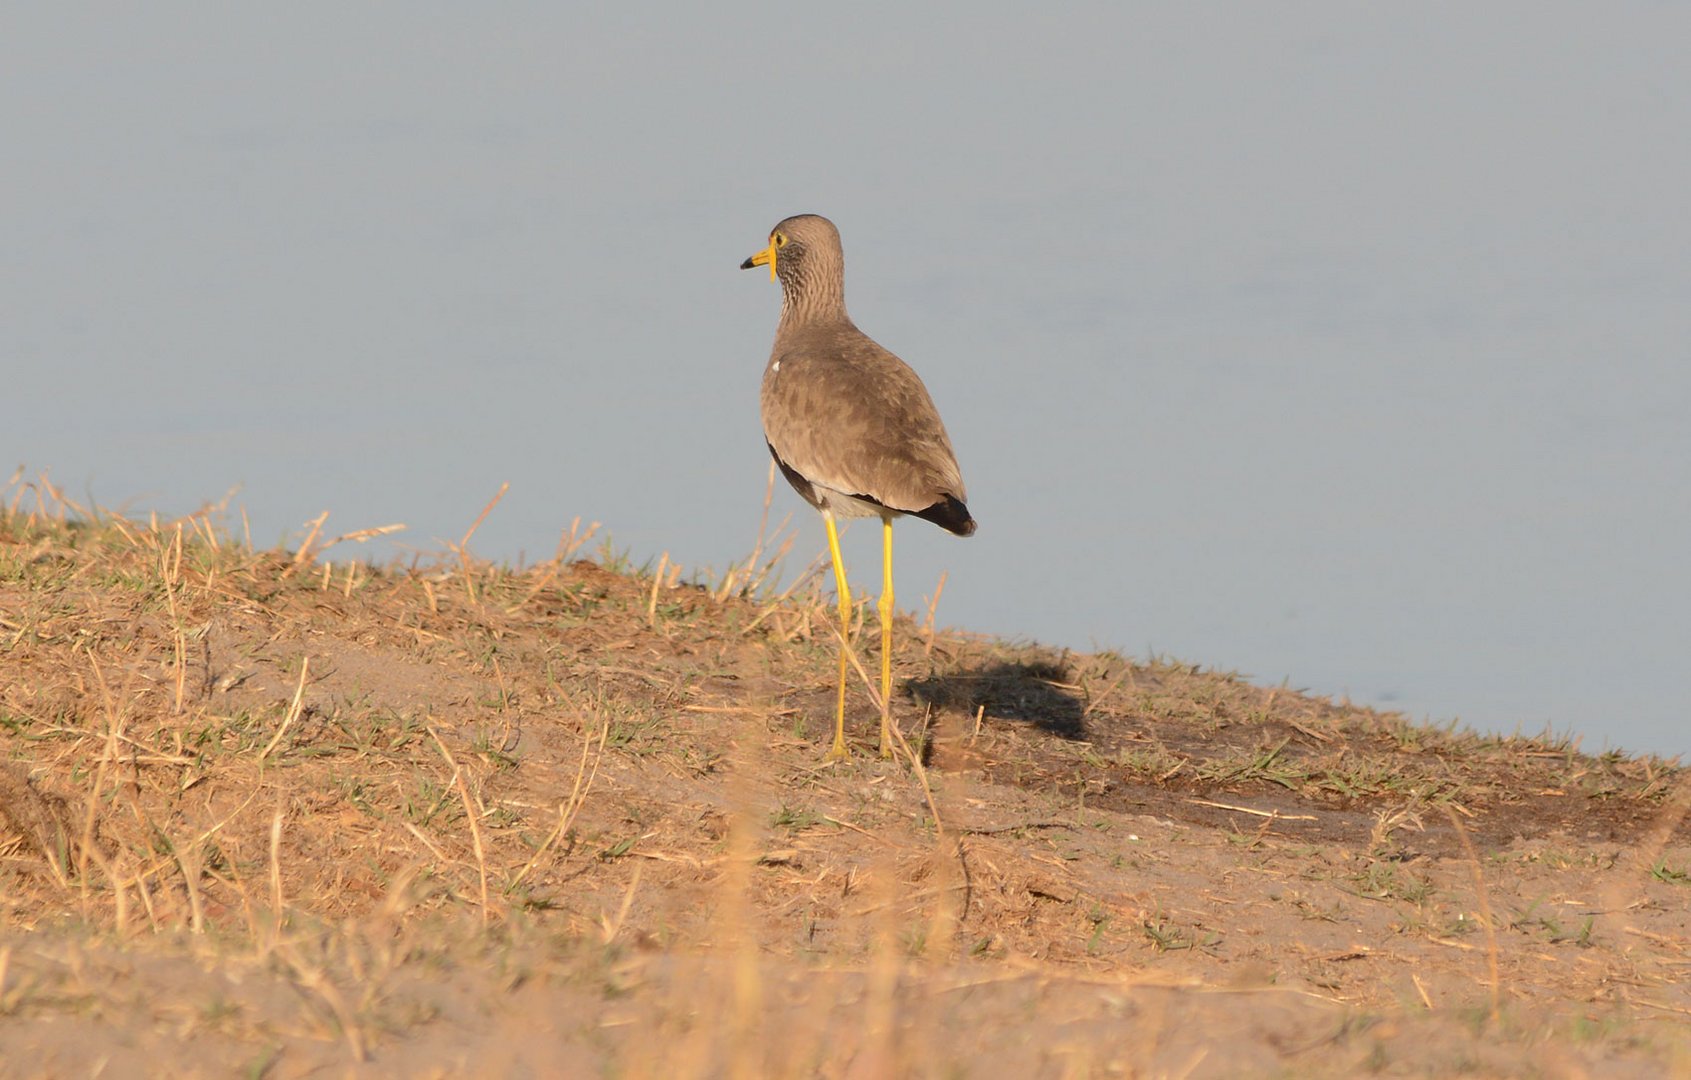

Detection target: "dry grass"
[3, 468, 1691, 1078]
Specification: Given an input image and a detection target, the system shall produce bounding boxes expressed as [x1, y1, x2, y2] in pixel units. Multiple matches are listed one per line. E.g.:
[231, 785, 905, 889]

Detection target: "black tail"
[915, 494, 976, 537]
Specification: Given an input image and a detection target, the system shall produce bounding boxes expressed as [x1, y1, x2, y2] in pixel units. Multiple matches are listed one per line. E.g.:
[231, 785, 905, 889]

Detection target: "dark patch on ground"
[908, 660, 1087, 740]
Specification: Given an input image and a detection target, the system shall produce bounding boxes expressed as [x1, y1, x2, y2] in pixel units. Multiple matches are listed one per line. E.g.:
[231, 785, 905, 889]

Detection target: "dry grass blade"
[459, 482, 510, 553]
[509, 720, 609, 892]
[284, 511, 332, 576]
[319, 522, 407, 551]
[447, 482, 510, 605]
[1081, 661, 1135, 720]
[162, 524, 188, 713]
[259, 656, 311, 762]
[428, 723, 491, 926]
[1442, 803, 1501, 1024]
[1189, 799, 1317, 821]
[281, 950, 368, 1062]
[77, 653, 132, 896]
[922, 569, 947, 657]
[269, 807, 286, 926]
[599, 864, 642, 946]
[506, 565, 558, 614]
[738, 545, 824, 637]
[554, 515, 602, 563]
[720, 460, 778, 603]
[648, 551, 669, 627]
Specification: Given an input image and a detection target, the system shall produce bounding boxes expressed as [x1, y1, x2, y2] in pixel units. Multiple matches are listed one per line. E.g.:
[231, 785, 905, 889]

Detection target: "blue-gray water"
[6, 7, 1688, 755]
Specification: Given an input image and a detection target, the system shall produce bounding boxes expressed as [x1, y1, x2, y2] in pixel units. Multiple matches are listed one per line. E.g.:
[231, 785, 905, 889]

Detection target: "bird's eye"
[773, 233, 787, 247]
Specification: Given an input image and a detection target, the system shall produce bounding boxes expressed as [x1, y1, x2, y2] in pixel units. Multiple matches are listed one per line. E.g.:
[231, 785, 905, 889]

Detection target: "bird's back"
[761, 320, 968, 522]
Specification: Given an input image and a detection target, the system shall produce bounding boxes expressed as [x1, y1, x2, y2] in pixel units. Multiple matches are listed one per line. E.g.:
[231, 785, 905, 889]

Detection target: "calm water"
[6, 7, 1688, 754]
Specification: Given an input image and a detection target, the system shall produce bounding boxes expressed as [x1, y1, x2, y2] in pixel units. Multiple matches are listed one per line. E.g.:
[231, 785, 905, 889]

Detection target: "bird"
[741, 214, 975, 762]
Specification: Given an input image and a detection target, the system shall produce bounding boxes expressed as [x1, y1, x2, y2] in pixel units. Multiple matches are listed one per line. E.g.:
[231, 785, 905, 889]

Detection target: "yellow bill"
[740, 241, 777, 281]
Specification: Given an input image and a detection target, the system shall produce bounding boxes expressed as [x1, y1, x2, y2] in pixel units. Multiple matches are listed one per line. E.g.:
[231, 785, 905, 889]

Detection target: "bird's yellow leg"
[878, 517, 895, 759]
[823, 510, 851, 763]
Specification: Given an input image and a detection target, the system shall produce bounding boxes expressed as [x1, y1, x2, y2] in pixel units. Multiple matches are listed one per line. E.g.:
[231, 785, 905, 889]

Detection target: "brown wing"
[761, 324, 968, 516]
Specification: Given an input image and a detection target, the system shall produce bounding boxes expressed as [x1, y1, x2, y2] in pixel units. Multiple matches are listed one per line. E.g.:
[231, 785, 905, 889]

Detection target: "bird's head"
[740, 214, 842, 285]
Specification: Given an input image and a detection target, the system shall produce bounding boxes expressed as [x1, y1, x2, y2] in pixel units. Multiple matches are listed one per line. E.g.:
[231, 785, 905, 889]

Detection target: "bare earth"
[2, 480, 1689, 1078]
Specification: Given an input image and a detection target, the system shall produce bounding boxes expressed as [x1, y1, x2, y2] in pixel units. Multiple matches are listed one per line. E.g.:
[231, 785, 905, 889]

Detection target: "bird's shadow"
[906, 659, 1086, 741]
